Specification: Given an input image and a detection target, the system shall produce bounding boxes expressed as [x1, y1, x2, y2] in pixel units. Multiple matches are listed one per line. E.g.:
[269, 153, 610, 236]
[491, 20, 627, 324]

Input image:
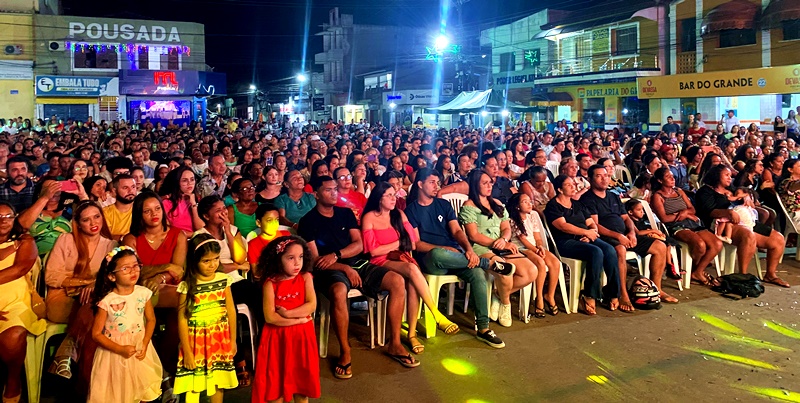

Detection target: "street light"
[389, 102, 396, 109]
[296, 73, 308, 83]
[434, 35, 449, 52]
[249, 84, 257, 91]
[501, 110, 509, 117]
[481, 111, 488, 117]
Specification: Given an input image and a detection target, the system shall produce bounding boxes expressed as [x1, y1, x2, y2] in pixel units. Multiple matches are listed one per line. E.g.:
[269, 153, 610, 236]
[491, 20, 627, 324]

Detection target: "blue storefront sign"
[35, 75, 114, 96]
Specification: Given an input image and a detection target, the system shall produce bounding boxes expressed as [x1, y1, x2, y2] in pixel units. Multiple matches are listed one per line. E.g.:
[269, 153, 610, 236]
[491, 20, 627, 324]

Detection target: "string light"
[65, 41, 190, 56]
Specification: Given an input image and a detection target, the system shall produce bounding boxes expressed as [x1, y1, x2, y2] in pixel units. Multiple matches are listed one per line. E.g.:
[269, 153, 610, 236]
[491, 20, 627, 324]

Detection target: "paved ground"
[41, 258, 800, 402]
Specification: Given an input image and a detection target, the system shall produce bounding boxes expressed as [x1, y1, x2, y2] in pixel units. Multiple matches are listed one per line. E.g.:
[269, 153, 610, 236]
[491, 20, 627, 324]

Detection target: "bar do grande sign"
[637, 65, 800, 99]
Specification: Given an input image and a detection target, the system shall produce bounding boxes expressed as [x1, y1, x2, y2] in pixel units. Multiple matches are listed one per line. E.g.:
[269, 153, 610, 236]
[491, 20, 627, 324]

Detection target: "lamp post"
[297, 73, 316, 123]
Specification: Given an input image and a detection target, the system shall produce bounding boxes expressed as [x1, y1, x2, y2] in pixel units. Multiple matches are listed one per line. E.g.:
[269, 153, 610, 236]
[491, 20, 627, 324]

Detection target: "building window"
[612, 26, 638, 55]
[137, 49, 149, 70]
[73, 47, 118, 70]
[681, 18, 697, 52]
[499, 52, 515, 72]
[784, 20, 800, 41]
[719, 29, 756, 48]
[160, 49, 179, 70]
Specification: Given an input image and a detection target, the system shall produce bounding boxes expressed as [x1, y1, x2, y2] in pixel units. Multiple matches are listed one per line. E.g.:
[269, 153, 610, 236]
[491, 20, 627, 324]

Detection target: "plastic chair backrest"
[541, 218, 564, 260]
[777, 196, 799, 233]
[442, 193, 469, 217]
[546, 161, 560, 178]
[638, 199, 660, 230]
[614, 164, 633, 185]
[529, 212, 551, 253]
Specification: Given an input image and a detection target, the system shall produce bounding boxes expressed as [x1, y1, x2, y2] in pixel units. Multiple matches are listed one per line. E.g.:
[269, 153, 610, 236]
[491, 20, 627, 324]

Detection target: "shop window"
[73, 47, 118, 70]
[784, 20, 800, 41]
[160, 49, 179, 70]
[499, 52, 516, 72]
[681, 18, 697, 52]
[612, 26, 638, 56]
[719, 29, 756, 48]
[137, 49, 149, 70]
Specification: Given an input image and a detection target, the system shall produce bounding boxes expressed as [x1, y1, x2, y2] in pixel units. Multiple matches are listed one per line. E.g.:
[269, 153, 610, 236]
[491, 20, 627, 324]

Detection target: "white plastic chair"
[614, 165, 633, 188]
[546, 161, 560, 178]
[543, 219, 586, 314]
[530, 211, 571, 314]
[777, 197, 798, 262]
[637, 200, 683, 291]
[317, 289, 385, 358]
[24, 257, 67, 403]
[442, 193, 468, 217]
[419, 274, 462, 338]
[236, 304, 258, 368]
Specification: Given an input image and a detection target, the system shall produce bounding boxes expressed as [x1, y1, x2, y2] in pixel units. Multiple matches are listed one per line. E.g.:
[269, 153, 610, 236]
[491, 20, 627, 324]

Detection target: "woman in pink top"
[158, 166, 204, 237]
[361, 182, 459, 355]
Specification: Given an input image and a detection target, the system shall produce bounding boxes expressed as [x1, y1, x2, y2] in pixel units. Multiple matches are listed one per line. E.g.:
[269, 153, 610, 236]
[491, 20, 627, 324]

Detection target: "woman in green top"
[19, 178, 86, 256]
[459, 170, 536, 328]
[227, 177, 259, 238]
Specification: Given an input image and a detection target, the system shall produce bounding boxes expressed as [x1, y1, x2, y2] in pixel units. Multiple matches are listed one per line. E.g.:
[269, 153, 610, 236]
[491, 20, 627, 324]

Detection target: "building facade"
[0, 12, 35, 118]
[32, 14, 223, 125]
[638, 0, 800, 131]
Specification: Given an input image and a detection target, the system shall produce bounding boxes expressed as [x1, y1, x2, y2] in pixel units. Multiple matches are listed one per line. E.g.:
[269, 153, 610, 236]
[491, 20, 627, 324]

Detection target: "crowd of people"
[0, 109, 797, 403]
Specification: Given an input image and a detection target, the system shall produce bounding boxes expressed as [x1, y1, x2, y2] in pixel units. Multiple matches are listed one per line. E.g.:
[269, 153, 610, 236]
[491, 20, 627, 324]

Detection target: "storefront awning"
[701, 0, 760, 36]
[532, 92, 573, 104]
[534, 4, 659, 39]
[762, 0, 800, 29]
[425, 89, 538, 114]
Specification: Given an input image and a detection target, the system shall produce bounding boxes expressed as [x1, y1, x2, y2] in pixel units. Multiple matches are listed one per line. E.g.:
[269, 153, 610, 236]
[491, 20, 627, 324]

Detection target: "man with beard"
[0, 156, 36, 212]
[103, 173, 137, 240]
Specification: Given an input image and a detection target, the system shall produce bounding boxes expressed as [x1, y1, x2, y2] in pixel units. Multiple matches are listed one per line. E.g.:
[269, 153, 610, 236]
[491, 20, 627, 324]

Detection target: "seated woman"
[733, 159, 776, 226]
[696, 165, 788, 287]
[459, 170, 536, 325]
[362, 182, 460, 355]
[45, 201, 117, 384]
[195, 195, 261, 384]
[303, 160, 330, 193]
[650, 167, 723, 286]
[0, 202, 45, 403]
[18, 179, 79, 257]
[159, 166, 204, 237]
[227, 177, 259, 238]
[83, 175, 113, 208]
[122, 191, 186, 379]
[255, 166, 283, 206]
[543, 175, 619, 315]
[778, 159, 800, 230]
[506, 193, 561, 317]
[274, 170, 317, 230]
[519, 167, 555, 213]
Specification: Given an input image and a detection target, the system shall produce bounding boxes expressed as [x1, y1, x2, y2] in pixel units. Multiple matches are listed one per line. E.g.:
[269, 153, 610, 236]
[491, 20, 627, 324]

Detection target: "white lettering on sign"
[69, 22, 182, 43]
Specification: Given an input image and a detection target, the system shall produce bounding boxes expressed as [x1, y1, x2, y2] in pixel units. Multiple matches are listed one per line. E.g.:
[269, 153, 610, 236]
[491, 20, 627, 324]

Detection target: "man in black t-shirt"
[580, 165, 675, 311]
[298, 176, 418, 375]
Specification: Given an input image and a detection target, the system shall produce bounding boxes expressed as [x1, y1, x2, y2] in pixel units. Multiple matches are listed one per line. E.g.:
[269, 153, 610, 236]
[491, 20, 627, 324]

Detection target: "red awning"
[701, 0, 760, 35]
[762, 0, 800, 29]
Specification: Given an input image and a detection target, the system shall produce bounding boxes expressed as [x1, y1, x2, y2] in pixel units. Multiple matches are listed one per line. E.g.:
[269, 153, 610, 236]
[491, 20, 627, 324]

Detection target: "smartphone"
[265, 156, 274, 166]
[60, 180, 79, 193]
[701, 146, 714, 154]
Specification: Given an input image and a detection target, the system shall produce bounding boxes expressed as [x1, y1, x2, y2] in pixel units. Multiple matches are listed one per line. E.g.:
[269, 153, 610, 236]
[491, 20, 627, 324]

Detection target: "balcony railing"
[541, 53, 659, 77]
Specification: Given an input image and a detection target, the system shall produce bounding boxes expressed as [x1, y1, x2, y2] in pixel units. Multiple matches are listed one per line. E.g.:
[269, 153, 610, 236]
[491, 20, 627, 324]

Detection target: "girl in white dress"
[88, 246, 163, 403]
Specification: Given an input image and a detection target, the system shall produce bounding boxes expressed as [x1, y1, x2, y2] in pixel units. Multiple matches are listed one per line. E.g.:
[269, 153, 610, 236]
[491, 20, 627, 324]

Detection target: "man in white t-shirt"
[719, 110, 740, 132]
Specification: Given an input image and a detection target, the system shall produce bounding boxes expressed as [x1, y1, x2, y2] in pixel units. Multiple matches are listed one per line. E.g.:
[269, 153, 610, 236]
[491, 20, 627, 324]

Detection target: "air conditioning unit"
[3, 45, 23, 55]
[48, 41, 65, 52]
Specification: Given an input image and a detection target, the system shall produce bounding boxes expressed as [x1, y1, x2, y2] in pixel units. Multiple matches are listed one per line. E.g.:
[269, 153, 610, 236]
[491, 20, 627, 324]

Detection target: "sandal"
[578, 296, 596, 316]
[235, 362, 251, 387]
[334, 362, 353, 379]
[763, 276, 791, 288]
[407, 335, 425, 354]
[545, 300, 559, 316]
[48, 357, 72, 379]
[437, 319, 460, 335]
[691, 272, 720, 287]
[387, 352, 420, 368]
[532, 308, 546, 318]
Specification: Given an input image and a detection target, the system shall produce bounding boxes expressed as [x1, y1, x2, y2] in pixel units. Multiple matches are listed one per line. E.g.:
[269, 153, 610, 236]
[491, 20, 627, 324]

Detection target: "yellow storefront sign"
[637, 65, 800, 99]
[553, 82, 638, 99]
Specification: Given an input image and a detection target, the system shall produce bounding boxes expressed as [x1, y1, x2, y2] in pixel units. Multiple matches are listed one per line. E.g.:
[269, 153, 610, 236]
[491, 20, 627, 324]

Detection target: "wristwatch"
[334, 250, 342, 259]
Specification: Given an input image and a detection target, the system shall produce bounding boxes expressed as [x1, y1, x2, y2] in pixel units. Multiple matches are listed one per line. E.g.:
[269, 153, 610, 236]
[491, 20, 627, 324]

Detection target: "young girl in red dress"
[251, 236, 320, 403]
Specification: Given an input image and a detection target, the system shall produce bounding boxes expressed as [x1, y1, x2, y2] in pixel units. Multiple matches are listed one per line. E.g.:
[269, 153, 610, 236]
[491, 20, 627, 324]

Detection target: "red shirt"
[247, 231, 291, 264]
[336, 189, 367, 221]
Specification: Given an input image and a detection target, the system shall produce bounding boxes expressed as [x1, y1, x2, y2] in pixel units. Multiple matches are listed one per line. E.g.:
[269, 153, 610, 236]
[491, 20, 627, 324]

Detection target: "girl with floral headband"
[251, 236, 320, 403]
[173, 233, 238, 403]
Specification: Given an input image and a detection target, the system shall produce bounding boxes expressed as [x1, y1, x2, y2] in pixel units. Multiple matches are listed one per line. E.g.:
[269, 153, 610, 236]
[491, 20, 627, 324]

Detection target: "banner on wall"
[35, 75, 116, 97]
[553, 82, 638, 99]
[637, 65, 800, 99]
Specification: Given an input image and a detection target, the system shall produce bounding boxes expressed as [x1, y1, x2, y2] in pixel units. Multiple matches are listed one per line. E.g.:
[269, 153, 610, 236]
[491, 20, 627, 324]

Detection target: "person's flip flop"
[388, 353, 420, 368]
[763, 276, 791, 288]
[691, 273, 720, 287]
[334, 362, 353, 379]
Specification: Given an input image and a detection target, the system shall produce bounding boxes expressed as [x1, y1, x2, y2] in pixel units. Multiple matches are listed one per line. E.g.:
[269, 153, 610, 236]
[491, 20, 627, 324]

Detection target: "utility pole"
[454, 0, 472, 91]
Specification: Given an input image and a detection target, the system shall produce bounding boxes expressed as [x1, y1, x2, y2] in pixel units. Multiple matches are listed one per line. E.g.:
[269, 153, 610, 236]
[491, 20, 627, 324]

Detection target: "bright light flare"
[249, 84, 257, 90]
[297, 74, 308, 83]
[501, 110, 509, 117]
[434, 35, 449, 51]
[481, 111, 488, 117]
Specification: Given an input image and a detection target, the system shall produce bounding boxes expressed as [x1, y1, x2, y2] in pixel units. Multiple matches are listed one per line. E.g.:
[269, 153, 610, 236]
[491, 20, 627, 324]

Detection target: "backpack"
[712, 273, 765, 299]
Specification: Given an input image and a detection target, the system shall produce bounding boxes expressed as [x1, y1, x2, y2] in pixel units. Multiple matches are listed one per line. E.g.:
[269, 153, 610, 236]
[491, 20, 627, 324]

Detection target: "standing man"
[132, 150, 154, 179]
[299, 176, 418, 377]
[103, 173, 137, 240]
[579, 165, 675, 312]
[719, 110, 740, 133]
[405, 169, 509, 348]
[662, 116, 680, 134]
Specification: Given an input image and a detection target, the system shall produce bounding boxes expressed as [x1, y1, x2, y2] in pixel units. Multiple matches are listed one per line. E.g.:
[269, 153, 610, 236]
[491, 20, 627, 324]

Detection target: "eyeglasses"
[238, 186, 256, 192]
[74, 167, 88, 171]
[338, 174, 353, 181]
[0, 214, 16, 221]
[114, 264, 141, 274]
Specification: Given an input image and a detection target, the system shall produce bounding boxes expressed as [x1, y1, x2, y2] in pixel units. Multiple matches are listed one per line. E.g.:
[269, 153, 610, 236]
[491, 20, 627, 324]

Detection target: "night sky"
[61, 0, 647, 95]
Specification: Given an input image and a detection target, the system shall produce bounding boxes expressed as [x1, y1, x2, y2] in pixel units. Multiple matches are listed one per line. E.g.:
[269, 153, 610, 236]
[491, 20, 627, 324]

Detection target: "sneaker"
[490, 261, 516, 276]
[498, 304, 512, 327]
[489, 294, 500, 321]
[476, 329, 505, 348]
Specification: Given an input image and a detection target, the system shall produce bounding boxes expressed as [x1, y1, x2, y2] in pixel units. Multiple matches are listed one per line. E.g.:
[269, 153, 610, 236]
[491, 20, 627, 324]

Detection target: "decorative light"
[597, 111, 603, 116]
[65, 41, 190, 56]
[623, 108, 629, 115]
[389, 102, 396, 109]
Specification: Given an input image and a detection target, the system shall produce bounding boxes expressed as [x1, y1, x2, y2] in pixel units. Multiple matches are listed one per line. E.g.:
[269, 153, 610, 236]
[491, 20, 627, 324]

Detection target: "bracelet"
[160, 274, 167, 284]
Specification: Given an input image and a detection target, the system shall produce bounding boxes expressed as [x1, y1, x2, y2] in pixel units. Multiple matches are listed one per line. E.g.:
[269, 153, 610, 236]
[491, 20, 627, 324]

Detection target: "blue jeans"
[557, 238, 621, 301]
[420, 248, 491, 330]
